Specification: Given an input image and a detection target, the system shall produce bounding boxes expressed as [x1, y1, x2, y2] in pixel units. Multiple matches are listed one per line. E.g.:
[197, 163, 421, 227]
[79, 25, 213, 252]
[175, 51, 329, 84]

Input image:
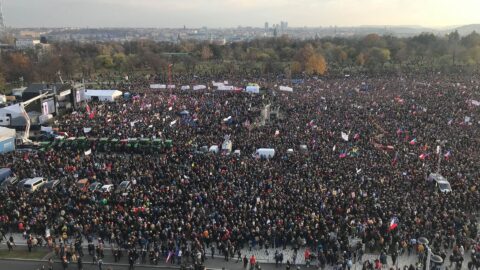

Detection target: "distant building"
[15, 38, 40, 50]
[264, 22, 269, 31]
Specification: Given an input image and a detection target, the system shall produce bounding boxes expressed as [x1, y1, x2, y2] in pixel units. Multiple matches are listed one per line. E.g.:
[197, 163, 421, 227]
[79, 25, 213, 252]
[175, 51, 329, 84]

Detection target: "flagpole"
[436, 145, 441, 174]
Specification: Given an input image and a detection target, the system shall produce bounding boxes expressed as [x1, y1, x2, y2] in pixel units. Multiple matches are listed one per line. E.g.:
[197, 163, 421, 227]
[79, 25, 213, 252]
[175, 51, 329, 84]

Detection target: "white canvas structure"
[222, 140, 232, 154]
[256, 148, 275, 159]
[181, 85, 190, 90]
[209, 145, 219, 153]
[150, 84, 167, 89]
[246, 85, 260, 94]
[193, 85, 207, 91]
[84, 90, 122, 102]
[0, 126, 15, 138]
[217, 85, 235, 91]
[279, 86, 293, 92]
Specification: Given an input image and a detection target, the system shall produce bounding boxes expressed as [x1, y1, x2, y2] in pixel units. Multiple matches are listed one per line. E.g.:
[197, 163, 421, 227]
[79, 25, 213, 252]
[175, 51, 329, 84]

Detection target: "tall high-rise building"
[0, 1, 6, 30]
[280, 21, 288, 33]
[264, 22, 269, 31]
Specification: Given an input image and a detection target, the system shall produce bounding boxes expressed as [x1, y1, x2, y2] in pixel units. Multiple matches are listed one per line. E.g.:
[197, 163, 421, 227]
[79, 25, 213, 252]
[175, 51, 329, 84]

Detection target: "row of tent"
[149, 83, 294, 93]
[37, 137, 173, 152]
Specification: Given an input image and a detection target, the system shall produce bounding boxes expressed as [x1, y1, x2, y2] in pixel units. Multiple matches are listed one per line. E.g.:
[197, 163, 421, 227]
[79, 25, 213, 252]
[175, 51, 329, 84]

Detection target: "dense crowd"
[0, 73, 479, 270]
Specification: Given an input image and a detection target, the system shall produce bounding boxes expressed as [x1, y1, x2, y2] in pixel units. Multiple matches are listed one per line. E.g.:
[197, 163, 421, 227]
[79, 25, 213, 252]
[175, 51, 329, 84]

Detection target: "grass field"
[0, 249, 49, 260]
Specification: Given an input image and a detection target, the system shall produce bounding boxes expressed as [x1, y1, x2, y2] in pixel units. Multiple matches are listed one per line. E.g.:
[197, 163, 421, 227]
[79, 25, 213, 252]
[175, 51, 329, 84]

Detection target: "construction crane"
[19, 92, 50, 143]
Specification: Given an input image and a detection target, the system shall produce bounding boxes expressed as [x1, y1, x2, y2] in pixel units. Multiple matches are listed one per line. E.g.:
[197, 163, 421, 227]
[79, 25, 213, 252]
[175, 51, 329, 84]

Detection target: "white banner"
[181, 85, 190, 90]
[150, 84, 166, 89]
[279, 86, 293, 92]
[217, 85, 234, 91]
[193, 85, 207, 91]
[83, 127, 92, 133]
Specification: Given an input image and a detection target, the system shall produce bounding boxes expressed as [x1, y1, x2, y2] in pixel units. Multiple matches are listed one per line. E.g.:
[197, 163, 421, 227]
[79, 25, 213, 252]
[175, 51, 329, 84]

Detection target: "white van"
[427, 173, 452, 193]
[23, 177, 47, 193]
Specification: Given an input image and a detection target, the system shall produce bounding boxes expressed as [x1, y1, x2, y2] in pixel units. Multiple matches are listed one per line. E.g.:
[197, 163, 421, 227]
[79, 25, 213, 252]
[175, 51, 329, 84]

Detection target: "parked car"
[117, 181, 131, 193]
[89, 182, 102, 192]
[0, 168, 13, 184]
[427, 173, 452, 193]
[44, 180, 61, 190]
[23, 177, 47, 193]
[101, 184, 114, 193]
[17, 178, 30, 189]
[0, 176, 19, 190]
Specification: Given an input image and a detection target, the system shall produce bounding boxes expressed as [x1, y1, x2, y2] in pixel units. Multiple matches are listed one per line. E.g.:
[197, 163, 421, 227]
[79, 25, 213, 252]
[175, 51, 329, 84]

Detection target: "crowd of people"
[0, 72, 479, 270]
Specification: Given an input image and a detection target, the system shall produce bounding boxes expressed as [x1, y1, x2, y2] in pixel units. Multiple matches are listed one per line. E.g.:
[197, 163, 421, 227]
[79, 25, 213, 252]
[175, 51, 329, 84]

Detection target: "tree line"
[1, 30, 480, 88]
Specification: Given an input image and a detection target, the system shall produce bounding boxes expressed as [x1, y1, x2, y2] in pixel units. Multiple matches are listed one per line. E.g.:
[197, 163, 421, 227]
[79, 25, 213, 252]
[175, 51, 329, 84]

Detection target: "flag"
[444, 151, 451, 160]
[388, 217, 399, 231]
[396, 128, 403, 136]
[353, 133, 360, 140]
[409, 138, 417, 145]
[84, 149, 92, 156]
[391, 152, 399, 167]
[419, 153, 428, 160]
[341, 132, 349, 141]
[274, 130, 280, 137]
[339, 151, 347, 159]
[307, 120, 314, 127]
[86, 104, 91, 114]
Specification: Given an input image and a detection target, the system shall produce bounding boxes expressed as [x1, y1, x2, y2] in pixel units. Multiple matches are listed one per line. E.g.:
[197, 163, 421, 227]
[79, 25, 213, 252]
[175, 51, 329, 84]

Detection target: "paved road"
[1, 234, 474, 270]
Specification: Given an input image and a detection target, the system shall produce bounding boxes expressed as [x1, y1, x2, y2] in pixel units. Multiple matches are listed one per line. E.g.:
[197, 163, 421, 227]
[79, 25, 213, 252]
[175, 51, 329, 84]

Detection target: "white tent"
[84, 90, 122, 102]
[256, 148, 275, 159]
[0, 126, 15, 138]
[209, 145, 219, 153]
[246, 85, 260, 94]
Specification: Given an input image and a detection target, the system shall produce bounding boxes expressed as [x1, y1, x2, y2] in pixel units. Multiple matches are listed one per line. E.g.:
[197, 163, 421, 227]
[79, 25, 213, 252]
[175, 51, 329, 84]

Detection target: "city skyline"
[2, 0, 479, 29]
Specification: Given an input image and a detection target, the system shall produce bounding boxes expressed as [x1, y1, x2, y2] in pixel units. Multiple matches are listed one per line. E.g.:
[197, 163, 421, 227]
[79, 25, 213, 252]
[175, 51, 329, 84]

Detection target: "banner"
[279, 86, 293, 92]
[150, 84, 166, 89]
[193, 85, 207, 91]
[84, 149, 92, 155]
[83, 127, 92, 133]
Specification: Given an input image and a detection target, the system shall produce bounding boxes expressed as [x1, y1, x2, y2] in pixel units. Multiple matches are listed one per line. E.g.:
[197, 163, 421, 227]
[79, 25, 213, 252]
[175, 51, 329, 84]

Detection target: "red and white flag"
[388, 217, 399, 231]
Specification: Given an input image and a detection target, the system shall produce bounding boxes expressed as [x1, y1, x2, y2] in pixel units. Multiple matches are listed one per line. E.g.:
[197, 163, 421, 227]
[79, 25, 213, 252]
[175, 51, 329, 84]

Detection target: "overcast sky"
[3, 0, 479, 28]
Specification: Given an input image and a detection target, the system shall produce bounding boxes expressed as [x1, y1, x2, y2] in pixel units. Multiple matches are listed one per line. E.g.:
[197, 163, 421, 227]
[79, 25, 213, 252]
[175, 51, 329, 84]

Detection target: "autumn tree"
[201, 45, 213, 61]
[296, 44, 328, 75]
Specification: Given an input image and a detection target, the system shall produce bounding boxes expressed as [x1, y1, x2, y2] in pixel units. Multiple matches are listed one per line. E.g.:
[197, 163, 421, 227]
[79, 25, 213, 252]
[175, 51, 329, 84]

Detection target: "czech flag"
[388, 217, 399, 231]
[339, 152, 347, 159]
[409, 138, 417, 145]
[444, 151, 452, 160]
